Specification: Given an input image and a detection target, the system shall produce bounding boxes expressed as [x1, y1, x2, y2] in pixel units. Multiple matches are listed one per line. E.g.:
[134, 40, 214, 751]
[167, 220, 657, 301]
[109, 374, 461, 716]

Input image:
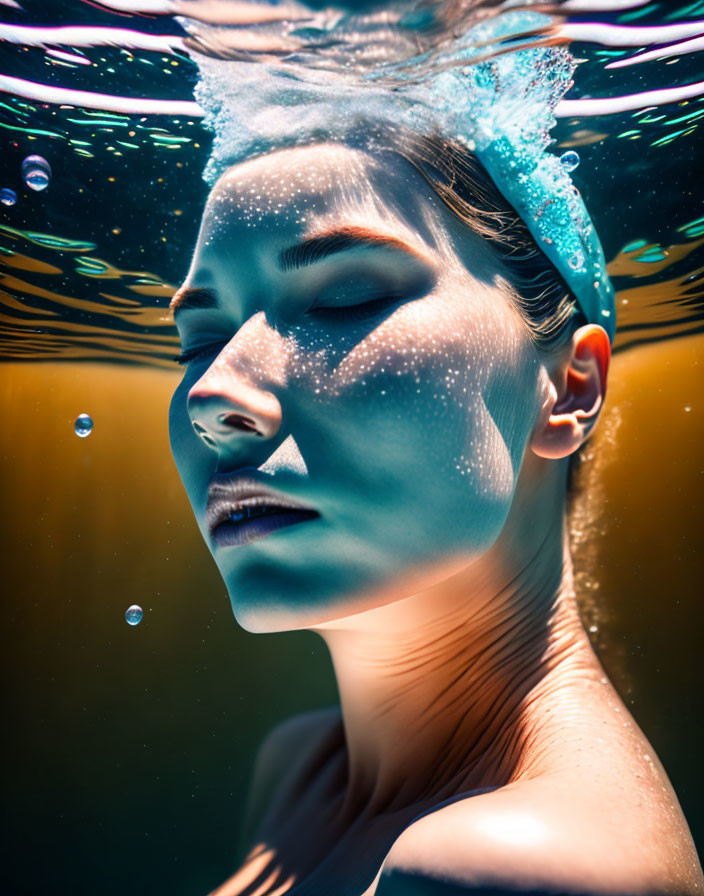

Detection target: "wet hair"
[385, 131, 588, 353]
[380, 130, 588, 491]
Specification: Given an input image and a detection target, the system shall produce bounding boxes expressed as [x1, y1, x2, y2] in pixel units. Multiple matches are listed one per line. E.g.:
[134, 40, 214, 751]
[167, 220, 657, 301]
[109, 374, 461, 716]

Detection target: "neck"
[314, 455, 594, 820]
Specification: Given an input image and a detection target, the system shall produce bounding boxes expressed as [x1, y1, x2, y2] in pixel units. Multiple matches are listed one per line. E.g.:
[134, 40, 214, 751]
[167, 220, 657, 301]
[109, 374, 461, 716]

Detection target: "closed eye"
[305, 294, 403, 324]
[172, 340, 228, 366]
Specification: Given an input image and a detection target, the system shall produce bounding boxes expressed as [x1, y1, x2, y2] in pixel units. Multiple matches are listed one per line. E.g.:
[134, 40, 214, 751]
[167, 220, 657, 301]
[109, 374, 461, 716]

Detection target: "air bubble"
[568, 251, 584, 270]
[74, 413, 93, 438]
[125, 604, 143, 626]
[560, 151, 580, 173]
[22, 155, 51, 192]
[1, 188, 17, 206]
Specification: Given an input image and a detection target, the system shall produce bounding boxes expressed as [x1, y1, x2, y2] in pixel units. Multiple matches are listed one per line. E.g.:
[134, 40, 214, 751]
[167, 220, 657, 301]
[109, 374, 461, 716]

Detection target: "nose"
[186, 355, 282, 455]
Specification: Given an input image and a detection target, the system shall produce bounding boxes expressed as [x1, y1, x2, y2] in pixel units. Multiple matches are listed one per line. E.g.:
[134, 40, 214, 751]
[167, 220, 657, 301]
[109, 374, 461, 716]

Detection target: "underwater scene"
[1, 0, 703, 894]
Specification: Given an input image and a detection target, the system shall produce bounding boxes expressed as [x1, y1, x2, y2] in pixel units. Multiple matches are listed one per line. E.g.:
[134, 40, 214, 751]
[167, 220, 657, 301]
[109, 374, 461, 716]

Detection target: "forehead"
[199, 143, 440, 247]
[212, 144, 369, 209]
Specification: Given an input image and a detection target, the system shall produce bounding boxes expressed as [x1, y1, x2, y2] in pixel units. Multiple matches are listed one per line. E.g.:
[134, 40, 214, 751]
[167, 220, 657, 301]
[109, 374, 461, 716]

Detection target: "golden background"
[2, 333, 702, 893]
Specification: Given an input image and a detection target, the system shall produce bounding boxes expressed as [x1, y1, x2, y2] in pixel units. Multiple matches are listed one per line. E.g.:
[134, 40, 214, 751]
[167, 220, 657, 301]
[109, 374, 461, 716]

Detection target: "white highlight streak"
[606, 35, 704, 68]
[46, 48, 92, 66]
[0, 23, 185, 53]
[86, 0, 173, 11]
[561, 0, 651, 9]
[0, 74, 204, 116]
[556, 80, 704, 117]
[559, 21, 704, 46]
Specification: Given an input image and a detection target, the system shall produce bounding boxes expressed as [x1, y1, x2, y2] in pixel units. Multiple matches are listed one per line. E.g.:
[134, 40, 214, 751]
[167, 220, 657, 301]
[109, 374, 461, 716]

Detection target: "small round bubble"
[1, 188, 17, 206]
[568, 251, 585, 270]
[22, 155, 51, 192]
[125, 604, 143, 626]
[74, 413, 93, 438]
[560, 151, 580, 173]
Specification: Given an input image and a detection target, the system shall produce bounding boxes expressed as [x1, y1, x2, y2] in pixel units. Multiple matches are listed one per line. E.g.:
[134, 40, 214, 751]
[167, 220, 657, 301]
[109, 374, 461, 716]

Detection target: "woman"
[167, 6, 704, 895]
[167, 129, 703, 895]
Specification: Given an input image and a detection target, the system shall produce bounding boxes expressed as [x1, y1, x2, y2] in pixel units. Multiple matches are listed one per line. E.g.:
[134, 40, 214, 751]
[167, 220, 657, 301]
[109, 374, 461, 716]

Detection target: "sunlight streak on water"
[0, 0, 702, 363]
[1, 4, 704, 118]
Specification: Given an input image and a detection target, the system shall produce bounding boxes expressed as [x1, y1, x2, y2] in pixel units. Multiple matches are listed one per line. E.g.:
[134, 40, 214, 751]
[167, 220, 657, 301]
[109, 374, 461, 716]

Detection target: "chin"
[222, 556, 376, 633]
[222, 538, 492, 635]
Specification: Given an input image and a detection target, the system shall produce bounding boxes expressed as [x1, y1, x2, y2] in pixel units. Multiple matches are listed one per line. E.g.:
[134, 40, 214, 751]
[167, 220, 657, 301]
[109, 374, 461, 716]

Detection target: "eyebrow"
[170, 228, 428, 315]
[169, 287, 219, 317]
[278, 226, 428, 272]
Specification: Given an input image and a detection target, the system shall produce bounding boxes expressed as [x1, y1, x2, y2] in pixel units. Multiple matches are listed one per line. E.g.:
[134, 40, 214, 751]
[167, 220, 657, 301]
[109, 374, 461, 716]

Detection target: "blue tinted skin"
[168, 145, 703, 896]
[169, 143, 544, 633]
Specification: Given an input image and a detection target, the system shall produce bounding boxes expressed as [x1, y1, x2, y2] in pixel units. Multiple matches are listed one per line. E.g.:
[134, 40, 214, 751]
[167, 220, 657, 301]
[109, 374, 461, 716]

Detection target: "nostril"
[217, 412, 262, 436]
[192, 421, 217, 448]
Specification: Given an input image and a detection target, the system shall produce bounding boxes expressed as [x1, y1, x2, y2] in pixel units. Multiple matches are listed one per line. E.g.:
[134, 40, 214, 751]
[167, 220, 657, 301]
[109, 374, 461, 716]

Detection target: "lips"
[206, 472, 319, 547]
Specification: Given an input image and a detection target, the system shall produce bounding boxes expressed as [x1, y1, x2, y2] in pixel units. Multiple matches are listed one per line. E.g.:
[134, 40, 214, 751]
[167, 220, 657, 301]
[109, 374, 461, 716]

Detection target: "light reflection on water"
[0, 0, 703, 363]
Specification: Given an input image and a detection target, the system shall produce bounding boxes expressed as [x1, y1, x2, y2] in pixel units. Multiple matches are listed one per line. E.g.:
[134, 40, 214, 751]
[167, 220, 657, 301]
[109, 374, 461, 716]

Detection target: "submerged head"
[168, 137, 610, 632]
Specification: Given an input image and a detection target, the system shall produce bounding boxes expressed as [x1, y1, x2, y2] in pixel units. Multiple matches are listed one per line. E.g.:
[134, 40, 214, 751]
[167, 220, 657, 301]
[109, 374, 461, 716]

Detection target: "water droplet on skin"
[560, 150, 580, 173]
[22, 155, 51, 192]
[1, 188, 17, 206]
[125, 604, 143, 626]
[74, 413, 93, 438]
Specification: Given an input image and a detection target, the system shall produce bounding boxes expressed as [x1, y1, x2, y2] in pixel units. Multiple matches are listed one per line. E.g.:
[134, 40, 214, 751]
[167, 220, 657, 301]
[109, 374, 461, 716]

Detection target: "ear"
[530, 324, 611, 460]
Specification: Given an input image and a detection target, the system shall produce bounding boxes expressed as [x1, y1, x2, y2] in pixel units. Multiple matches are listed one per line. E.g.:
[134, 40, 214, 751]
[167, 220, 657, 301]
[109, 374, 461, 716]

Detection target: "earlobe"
[530, 325, 611, 460]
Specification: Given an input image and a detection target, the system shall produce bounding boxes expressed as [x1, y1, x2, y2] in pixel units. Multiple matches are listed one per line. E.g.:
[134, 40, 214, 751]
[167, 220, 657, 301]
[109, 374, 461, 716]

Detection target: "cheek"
[168, 377, 189, 472]
[291, 294, 535, 461]
[168, 375, 215, 517]
[283, 293, 540, 551]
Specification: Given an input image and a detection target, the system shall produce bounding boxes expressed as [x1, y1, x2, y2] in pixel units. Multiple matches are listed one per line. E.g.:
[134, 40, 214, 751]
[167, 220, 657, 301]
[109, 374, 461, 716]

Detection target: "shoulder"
[242, 706, 342, 839]
[253, 705, 341, 777]
[375, 776, 701, 896]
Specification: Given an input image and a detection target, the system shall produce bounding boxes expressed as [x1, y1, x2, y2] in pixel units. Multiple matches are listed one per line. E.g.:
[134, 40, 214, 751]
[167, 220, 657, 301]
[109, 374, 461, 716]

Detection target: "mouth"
[206, 473, 320, 548]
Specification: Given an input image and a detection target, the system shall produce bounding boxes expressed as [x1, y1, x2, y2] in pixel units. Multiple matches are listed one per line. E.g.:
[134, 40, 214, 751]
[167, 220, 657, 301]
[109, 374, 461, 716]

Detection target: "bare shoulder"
[376, 774, 704, 896]
[242, 706, 342, 839]
[253, 705, 342, 778]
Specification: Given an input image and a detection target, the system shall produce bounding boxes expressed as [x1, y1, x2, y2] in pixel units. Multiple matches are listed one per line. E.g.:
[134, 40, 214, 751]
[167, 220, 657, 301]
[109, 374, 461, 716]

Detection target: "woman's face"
[169, 143, 546, 632]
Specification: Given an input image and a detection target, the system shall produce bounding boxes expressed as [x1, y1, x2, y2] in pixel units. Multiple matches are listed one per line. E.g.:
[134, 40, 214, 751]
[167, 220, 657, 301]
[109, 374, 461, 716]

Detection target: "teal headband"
[418, 11, 616, 341]
[191, 8, 616, 341]
[477, 135, 616, 342]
